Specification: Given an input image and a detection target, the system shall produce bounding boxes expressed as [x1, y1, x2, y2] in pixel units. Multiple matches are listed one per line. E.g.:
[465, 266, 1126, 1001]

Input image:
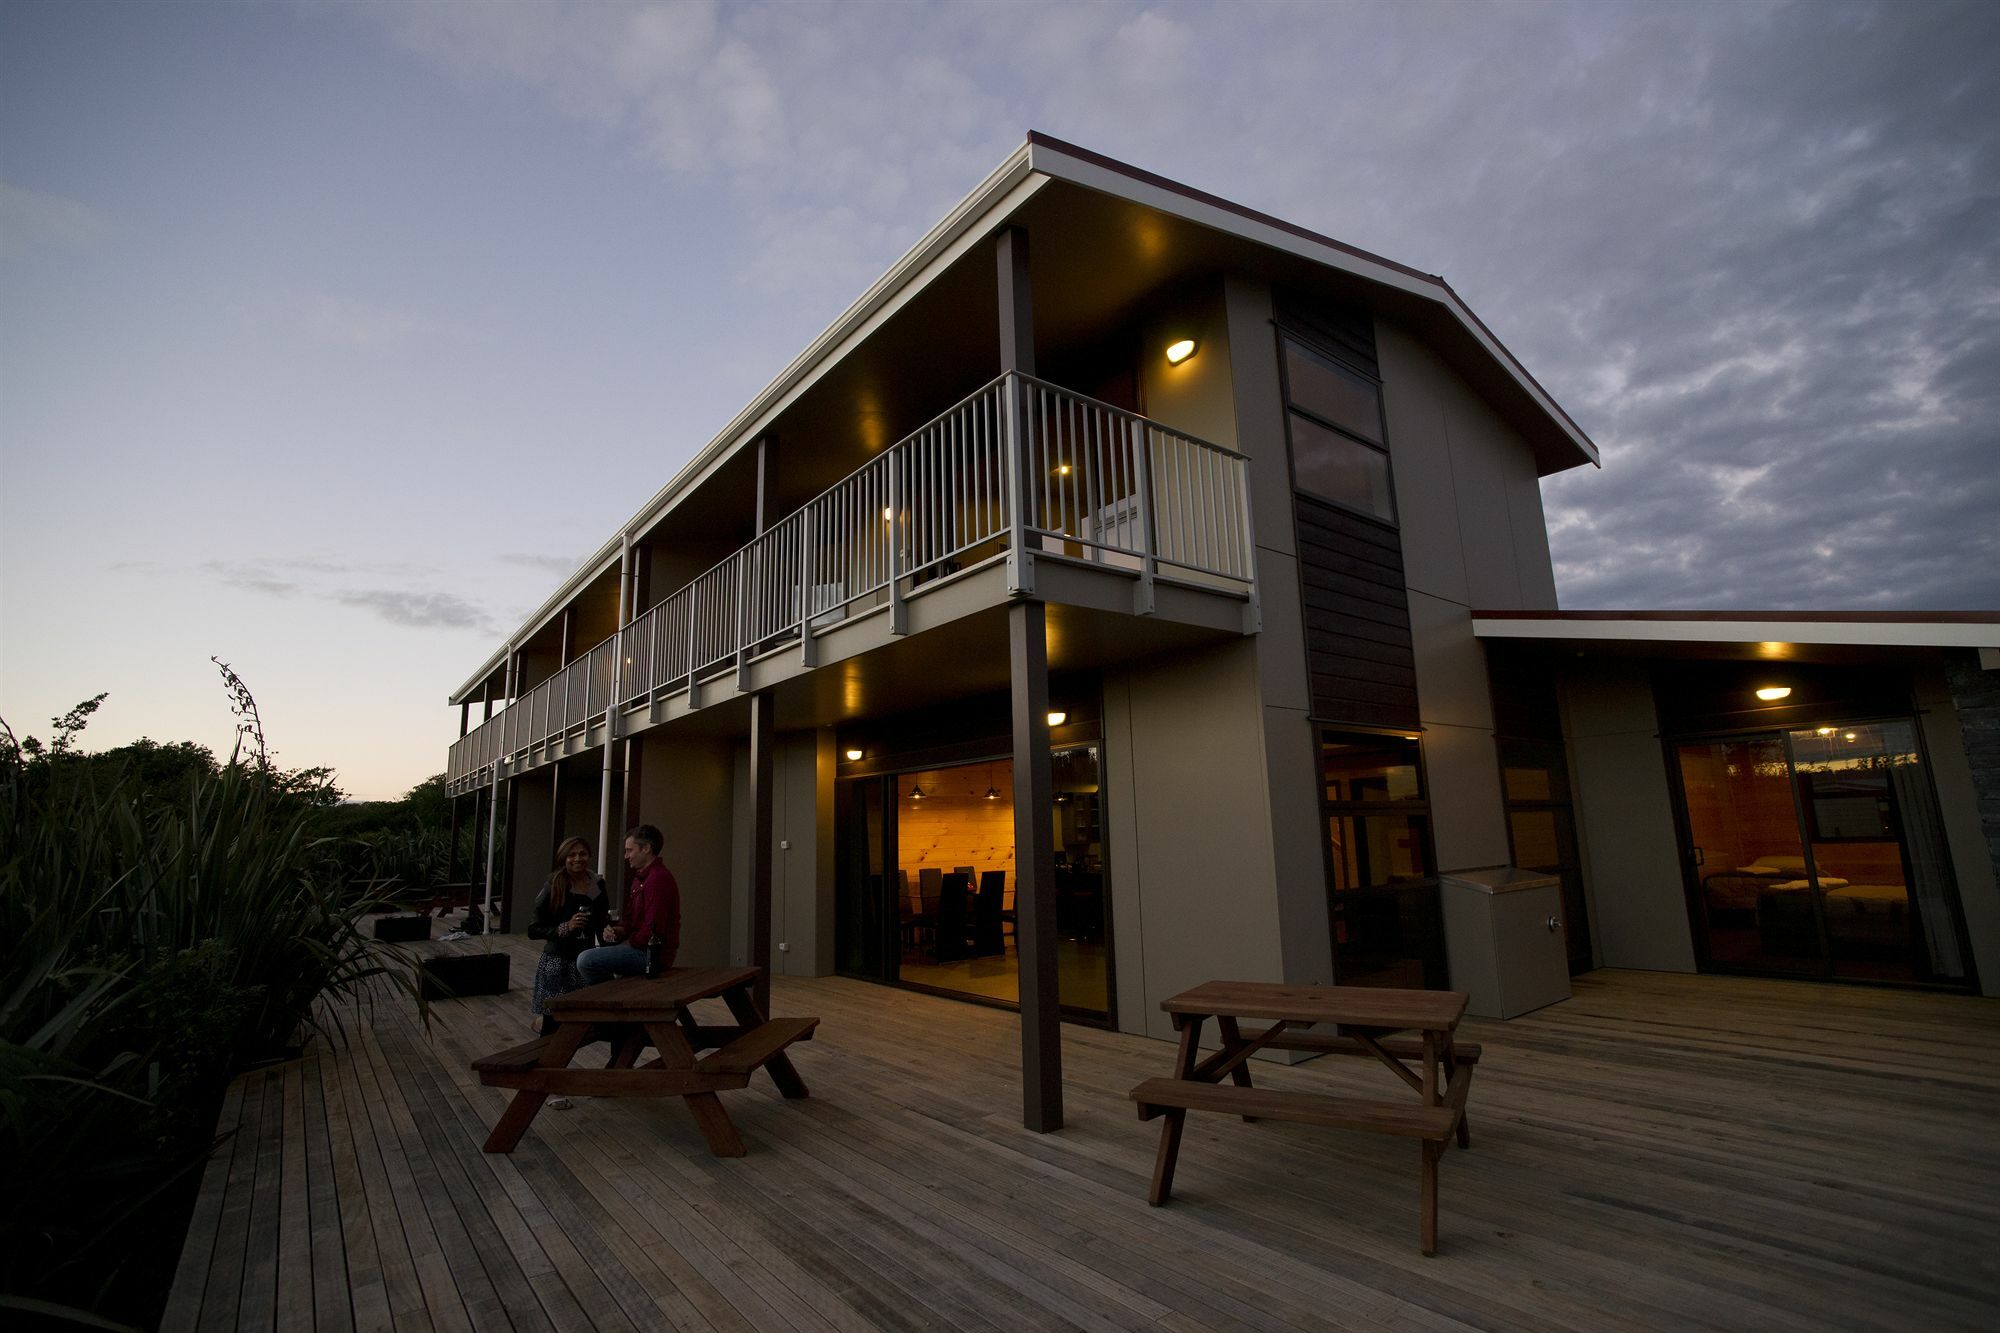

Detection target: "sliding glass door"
[834, 747, 1112, 1021]
[1674, 719, 1971, 986]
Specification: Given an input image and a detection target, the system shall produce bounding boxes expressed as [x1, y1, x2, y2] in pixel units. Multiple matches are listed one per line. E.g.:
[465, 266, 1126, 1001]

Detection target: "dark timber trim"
[748, 690, 776, 1015]
[1010, 601, 1062, 1132]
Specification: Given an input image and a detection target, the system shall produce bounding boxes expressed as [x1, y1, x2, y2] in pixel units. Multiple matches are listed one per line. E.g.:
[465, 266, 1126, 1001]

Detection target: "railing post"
[686, 582, 702, 710]
[1131, 417, 1158, 616]
[798, 506, 818, 668]
[1003, 374, 1034, 596]
[887, 453, 908, 635]
[735, 548, 753, 692]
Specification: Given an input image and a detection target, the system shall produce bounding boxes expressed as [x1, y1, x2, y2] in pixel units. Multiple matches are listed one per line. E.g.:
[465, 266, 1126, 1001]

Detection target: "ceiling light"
[1754, 686, 1792, 701]
[1844, 732, 1857, 742]
[844, 747, 864, 762]
[984, 785, 999, 800]
[1815, 727, 1834, 737]
[1046, 711, 1067, 727]
[1053, 463, 1071, 476]
[1165, 337, 1198, 365]
[909, 782, 926, 800]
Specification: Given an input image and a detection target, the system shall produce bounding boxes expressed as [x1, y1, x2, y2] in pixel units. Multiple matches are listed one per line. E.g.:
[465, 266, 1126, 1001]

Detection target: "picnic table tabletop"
[1161, 979, 1467, 1032]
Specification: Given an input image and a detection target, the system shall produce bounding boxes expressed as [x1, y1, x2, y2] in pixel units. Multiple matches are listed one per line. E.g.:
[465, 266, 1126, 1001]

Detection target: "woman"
[526, 836, 609, 1037]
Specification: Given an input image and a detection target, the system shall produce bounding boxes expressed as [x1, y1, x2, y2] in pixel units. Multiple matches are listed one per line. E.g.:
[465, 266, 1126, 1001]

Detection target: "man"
[576, 824, 681, 985]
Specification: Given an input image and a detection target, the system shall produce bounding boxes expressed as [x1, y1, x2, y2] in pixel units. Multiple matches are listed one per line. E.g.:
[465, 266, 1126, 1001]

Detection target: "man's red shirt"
[625, 859, 681, 967]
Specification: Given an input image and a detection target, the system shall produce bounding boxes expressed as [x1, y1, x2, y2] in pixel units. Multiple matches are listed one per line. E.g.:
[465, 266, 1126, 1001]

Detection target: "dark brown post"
[748, 689, 776, 1014]
[446, 793, 462, 887]
[997, 227, 1034, 376]
[1010, 600, 1062, 1131]
[499, 775, 519, 934]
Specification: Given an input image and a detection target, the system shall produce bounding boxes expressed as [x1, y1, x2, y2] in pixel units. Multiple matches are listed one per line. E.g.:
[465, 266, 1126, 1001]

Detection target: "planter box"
[371, 914, 432, 943]
[420, 952, 511, 1001]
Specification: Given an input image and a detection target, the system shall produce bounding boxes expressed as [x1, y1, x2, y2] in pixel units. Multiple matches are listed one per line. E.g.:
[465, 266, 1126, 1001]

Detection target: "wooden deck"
[165, 932, 2000, 1331]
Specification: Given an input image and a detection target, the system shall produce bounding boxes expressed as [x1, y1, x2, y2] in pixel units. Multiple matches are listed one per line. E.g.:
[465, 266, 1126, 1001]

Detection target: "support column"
[1010, 600, 1062, 1132]
[446, 793, 462, 888]
[997, 226, 1036, 597]
[480, 761, 504, 932]
[748, 690, 776, 1013]
[599, 537, 634, 881]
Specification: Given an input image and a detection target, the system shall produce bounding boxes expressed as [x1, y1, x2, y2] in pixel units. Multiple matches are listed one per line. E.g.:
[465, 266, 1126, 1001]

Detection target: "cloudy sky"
[3, 0, 1995, 799]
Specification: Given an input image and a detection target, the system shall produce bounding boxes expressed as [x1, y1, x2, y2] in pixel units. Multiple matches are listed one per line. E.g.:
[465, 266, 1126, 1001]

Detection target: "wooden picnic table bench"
[472, 965, 817, 1157]
[1131, 979, 1476, 1255]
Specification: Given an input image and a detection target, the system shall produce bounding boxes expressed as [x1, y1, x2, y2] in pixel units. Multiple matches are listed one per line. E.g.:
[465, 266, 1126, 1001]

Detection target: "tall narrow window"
[1281, 335, 1395, 523]
[1320, 731, 1444, 987]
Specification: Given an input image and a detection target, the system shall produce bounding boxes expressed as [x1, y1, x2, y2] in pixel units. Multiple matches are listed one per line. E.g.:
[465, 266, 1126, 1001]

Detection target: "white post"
[599, 537, 632, 881]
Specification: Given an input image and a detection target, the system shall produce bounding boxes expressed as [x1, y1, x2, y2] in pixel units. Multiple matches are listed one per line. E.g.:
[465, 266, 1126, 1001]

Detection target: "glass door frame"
[832, 746, 1118, 1028]
[1663, 712, 1976, 991]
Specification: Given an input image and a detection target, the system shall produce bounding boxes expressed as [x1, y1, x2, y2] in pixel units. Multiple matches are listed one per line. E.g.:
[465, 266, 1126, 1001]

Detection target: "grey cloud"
[203, 561, 302, 598]
[201, 559, 497, 632]
[498, 551, 583, 574]
[332, 589, 498, 633]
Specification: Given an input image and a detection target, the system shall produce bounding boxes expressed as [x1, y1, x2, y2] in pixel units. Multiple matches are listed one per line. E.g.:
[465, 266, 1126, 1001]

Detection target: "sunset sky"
[4, 0, 1995, 799]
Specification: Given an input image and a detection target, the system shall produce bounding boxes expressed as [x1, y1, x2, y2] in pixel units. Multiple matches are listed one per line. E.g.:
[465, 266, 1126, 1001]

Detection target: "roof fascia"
[449, 143, 1046, 703]
[1471, 613, 2000, 650]
[1022, 132, 1601, 471]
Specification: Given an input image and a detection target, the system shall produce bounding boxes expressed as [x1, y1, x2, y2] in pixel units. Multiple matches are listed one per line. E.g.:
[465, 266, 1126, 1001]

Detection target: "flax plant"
[0, 666, 421, 1327]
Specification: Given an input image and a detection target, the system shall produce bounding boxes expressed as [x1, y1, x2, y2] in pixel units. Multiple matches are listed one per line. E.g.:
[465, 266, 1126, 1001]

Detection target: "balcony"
[447, 373, 1256, 793]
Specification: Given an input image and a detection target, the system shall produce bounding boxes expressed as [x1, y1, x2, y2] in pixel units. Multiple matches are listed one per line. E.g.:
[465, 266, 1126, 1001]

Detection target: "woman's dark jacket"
[526, 876, 608, 960]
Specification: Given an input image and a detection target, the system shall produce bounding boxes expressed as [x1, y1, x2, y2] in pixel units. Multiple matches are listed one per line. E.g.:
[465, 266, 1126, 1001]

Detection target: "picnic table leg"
[606, 1028, 648, 1070]
[482, 1022, 591, 1153]
[645, 1021, 747, 1158]
[1215, 1016, 1257, 1122]
[1420, 1140, 1441, 1256]
[722, 985, 810, 1100]
[1148, 1109, 1187, 1206]
[1444, 1037, 1471, 1149]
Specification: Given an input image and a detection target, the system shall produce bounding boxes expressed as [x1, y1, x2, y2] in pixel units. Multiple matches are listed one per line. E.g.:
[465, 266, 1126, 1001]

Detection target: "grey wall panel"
[556, 762, 599, 859]
[1915, 664, 2000, 994]
[1266, 703, 1335, 986]
[1222, 275, 1297, 559]
[1375, 323, 1469, 607]
[508, 770, 557, 916]
[1424, 722, 1511, 873]
[772, 732, 827, 978]
[1141, 280, 1240, 453]
[1561, 665, 1696, 973]
[1410, 589, 1495, 732]
[1101, 676, 1149, 1031]
[1506, 463, 1559, 609]
[635, 731, 737, 968]
[1255, 545, 1311, 711]
[1114, 640, 1287, 1041]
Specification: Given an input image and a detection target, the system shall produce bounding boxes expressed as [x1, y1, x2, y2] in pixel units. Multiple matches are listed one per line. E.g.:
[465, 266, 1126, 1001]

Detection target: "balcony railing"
[448, 373, 1254, 788]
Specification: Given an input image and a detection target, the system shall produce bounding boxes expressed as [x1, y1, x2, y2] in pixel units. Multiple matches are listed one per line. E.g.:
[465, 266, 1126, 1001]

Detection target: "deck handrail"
[447, 374, 1254, 788]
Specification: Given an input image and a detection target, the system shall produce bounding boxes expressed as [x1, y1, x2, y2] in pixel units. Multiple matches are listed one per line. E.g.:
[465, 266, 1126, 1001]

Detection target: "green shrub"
[0, 670, 422, 1327]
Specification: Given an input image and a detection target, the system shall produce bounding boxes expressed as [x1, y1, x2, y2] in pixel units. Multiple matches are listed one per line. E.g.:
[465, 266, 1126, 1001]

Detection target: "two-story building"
[444, 133, 2000, 1130]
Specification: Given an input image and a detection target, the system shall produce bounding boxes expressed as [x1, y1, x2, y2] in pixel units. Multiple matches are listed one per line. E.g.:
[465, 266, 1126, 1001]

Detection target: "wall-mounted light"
[881, 507, 894, 521]
[1052, 462, 1072, 476]
[1165, 337, 1198, 365]
[1046, 710, 1067, 727]
[844, 747, 865, 762]
[1843, 732, 1857, 742]
[1815, 727, 1835, 737]
[1754, 686, 1792, 701]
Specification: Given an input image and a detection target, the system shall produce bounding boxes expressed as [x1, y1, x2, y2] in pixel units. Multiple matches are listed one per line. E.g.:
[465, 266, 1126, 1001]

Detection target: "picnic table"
[1130, 980, 1478, 1255]
[472, 965, 817, 1157]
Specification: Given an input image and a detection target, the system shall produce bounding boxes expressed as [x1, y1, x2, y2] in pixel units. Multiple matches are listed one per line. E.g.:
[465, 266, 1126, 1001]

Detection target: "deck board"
[168, 933, 2000, 1331]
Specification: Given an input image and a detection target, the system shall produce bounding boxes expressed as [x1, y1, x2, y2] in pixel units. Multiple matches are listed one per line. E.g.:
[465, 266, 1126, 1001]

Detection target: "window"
[1281, 335, 1395, 523]
[1320, 731, 1442, 988]
[1321, 733, 1431, 888]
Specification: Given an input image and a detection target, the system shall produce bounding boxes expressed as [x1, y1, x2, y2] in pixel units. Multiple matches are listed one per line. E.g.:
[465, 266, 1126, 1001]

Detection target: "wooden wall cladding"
[894, 764, 1018, 906]
[1296, 494, 1419, 730]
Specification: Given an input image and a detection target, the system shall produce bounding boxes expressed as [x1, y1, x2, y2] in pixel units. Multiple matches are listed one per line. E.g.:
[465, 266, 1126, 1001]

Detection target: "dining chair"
[935, 872, 970, 962]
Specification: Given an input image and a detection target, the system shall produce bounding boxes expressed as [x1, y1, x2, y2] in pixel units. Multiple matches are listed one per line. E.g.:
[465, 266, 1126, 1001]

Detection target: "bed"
[1757, 881, 1911, 959]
